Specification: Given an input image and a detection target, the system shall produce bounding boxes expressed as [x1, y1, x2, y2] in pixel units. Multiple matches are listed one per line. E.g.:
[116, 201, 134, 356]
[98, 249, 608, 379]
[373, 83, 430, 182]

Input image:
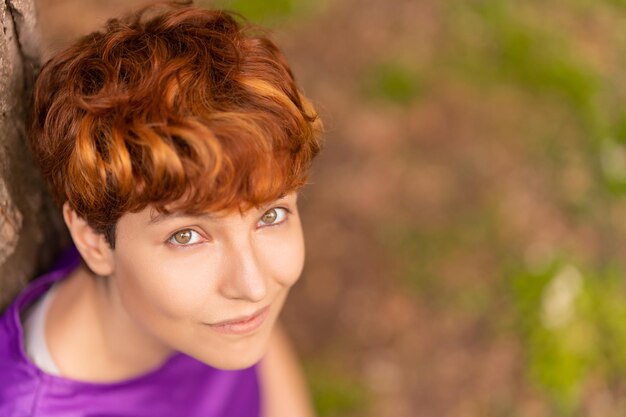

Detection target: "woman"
[0, 2, 322, 416]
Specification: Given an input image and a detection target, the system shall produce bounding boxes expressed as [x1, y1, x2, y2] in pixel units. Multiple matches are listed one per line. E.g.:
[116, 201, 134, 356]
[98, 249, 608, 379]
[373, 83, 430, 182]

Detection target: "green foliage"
[611, 112, 626, 143]
[443, 0, 601, 130]
[600, 138, 626, 193]
[207, 0, 316, 25]
[361, 62, 422, 105]
[512, 264, 589, 411]
[215, 0, 293, 23]
[306, 364, 370, 417]
[511, 260, 626, 414]
[602, 0, 626, 11]
[585, 269, 626, 379]
[366, 0, 626, 413]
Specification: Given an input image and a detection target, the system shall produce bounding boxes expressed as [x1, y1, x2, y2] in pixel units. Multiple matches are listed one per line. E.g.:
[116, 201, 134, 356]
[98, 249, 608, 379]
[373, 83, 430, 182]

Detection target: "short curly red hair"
[29, 2, 322, 246]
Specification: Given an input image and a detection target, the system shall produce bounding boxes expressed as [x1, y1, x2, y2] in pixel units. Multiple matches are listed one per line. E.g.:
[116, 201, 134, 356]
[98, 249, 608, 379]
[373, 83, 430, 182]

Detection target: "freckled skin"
[110, 192, 305, 370]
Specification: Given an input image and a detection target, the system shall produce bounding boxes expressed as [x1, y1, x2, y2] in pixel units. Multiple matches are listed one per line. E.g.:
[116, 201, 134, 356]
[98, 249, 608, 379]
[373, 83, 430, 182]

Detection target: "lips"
[207, 306, 270, 335]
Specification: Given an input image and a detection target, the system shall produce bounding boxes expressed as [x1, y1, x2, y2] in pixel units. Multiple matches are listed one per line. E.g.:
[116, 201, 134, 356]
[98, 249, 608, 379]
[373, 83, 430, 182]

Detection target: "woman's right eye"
[167, 229, 203, 246]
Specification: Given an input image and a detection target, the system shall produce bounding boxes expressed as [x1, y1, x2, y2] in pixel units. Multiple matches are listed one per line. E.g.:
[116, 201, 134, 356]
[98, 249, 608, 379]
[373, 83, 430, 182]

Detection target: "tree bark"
[0, 0, 68, 311]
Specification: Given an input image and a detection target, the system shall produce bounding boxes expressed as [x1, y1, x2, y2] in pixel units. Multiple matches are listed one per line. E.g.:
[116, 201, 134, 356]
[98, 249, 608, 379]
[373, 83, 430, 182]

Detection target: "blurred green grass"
[454, 1, 599, 112]
[306, 363, 371, 417]
[206, 0, 318, 25]
[375, 0, 626, 415]
[360, 61, 422, 105]
[511, 260, 626, 413]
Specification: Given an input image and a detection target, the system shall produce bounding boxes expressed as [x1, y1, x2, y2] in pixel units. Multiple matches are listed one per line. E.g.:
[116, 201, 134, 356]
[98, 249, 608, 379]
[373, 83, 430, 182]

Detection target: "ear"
[62, 202, 115, 276]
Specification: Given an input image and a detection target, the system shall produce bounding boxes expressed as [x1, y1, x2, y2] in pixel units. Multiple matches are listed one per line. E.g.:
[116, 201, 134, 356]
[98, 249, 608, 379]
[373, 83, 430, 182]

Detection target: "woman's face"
[107, 192, 304, 370]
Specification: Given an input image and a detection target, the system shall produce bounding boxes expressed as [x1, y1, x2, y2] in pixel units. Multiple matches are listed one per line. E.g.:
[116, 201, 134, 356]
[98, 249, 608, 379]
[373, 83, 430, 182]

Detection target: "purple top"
[0, 247, 261, 417]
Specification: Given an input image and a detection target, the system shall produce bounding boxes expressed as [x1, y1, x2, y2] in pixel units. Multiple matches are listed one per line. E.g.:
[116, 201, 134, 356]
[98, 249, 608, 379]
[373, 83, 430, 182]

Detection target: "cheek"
[113, 248, 217, 320]
[264, 226, 305, 287]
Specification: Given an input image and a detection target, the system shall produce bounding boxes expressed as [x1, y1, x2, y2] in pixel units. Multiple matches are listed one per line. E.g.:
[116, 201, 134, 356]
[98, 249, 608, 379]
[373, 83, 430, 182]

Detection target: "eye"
[257, 207, 288, 228]
[167, 229, 204, 246]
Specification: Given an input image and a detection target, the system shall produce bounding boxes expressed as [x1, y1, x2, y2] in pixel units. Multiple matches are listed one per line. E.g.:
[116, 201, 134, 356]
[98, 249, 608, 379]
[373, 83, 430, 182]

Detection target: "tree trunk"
[0, 0, 68, 311]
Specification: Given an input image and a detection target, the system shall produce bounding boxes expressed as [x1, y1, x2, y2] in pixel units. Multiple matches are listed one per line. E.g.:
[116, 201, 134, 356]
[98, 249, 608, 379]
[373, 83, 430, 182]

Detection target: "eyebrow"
[147, 194, 289, 225]
[148, 211, 216, 225]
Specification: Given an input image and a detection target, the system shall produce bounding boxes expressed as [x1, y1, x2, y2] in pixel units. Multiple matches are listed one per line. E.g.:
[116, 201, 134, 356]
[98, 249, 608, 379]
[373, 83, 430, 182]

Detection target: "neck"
[45, 263, 175, 382]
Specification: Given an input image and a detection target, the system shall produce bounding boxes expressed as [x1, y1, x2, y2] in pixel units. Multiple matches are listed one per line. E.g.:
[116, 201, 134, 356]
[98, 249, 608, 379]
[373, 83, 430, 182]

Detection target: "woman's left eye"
[257, 207, 288, 227]
[167, 229, 204, 246]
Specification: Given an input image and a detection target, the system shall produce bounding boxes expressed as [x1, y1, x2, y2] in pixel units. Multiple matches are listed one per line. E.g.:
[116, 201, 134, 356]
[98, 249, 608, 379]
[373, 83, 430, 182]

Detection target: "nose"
[218, 238, 268, 302]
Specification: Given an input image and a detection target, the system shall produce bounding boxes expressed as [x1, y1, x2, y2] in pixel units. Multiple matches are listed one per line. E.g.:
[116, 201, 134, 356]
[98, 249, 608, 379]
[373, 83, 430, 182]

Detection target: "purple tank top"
[0, 247, 261, 417]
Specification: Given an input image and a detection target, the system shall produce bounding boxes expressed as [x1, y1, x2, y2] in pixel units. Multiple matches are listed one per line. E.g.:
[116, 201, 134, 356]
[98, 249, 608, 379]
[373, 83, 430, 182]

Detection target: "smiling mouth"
[207, 306, 270, 335]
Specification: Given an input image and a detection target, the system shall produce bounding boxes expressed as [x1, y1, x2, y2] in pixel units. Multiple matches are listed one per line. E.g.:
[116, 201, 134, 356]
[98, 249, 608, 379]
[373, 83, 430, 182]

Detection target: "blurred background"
[34, 0, 626, 416]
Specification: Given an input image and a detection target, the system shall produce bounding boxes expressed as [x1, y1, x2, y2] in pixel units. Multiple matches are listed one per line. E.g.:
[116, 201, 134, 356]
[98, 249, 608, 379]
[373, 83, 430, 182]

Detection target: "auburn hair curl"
[29, 2, 322, 246]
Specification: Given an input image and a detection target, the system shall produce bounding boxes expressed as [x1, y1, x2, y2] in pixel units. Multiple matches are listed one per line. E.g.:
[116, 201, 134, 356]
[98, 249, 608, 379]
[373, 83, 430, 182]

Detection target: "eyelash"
[166, 229, 206, 247]
[256, 207, 290, 229]
[166, 207, 291, 247]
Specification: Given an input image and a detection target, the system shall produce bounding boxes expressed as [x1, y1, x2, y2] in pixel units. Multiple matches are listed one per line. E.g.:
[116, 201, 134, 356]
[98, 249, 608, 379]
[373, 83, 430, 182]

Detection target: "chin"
[194, 337, 270, 371]
[212, 354, 264, 370]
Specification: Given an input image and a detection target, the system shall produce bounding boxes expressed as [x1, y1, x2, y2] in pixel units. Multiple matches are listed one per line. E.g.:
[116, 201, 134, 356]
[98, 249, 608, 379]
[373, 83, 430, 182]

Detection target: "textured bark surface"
[0, 0, 67, 311]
